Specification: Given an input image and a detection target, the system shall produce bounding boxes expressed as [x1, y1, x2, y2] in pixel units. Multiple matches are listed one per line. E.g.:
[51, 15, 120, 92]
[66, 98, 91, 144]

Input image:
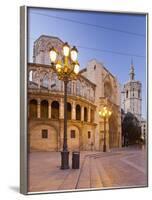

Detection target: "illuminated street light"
[99, 106, 112, 152]
[49, 42, 79, 169]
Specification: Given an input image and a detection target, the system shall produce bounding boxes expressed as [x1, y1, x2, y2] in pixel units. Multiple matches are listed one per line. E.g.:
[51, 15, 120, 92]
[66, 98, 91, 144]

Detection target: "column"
[81, 106, 84, 121]
[88, 106, 91, 122]
[60, 98, 64, 119]
[37, 98, 41, 118]
[48, 100, 51, 119]
[72, 101, 76, 120]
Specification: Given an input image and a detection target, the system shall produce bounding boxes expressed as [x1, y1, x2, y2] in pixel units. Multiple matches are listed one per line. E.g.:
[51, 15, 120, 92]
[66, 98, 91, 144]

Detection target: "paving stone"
[28, 148, 147, 192]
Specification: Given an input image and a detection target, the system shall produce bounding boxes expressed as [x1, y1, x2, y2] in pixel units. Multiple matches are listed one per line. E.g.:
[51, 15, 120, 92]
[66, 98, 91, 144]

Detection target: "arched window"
[133, 88, 134, 97]
[67, 82, 72, 94]
[29, 99, 37, 118]
[67, 102, 72, 120]
[84, 107, 88, 122]
[51, 73, 57, 90]
[126, 90, 128, 98]
[41, 100, 48, 118]
[42, 73, 48, 88]
[104, 82, 112, 98]
[76, 80, 81, 96]
[76, 104, 81, 120]
[29, 70, 33, 81]
[138, 90, 140, 98]
[51, 101, 59, 119]
[90, 109, 94, 122]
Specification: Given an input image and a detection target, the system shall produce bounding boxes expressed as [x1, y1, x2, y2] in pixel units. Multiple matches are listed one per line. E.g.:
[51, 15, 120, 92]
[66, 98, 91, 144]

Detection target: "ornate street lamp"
[49, 42, 79, 169]
[99, 106, 112, 152]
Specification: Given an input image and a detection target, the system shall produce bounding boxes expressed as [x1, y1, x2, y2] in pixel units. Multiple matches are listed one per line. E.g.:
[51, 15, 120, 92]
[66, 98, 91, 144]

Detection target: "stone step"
[90, 157, 104, 188]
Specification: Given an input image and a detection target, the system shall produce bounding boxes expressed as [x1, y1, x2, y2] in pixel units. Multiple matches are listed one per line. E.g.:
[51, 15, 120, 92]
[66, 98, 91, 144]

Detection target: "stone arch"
[104, 81, 112, 98]
[41, 71, 49, 87]
[29, 99, 37, 118]
[51, 101, 59, 119]
[41, 100, 48, 118]
[29, 124, 58, 151]
[67, 102, 72, 120]
[90, 109, 94, 122]
[76, 104, 81, 120]
[84, 107, 88, 122]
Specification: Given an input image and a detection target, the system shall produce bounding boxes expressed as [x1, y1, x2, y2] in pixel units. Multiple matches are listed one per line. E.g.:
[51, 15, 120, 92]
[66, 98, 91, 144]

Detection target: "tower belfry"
[129, 59, 135, 81]
[122, 60, 142, 121]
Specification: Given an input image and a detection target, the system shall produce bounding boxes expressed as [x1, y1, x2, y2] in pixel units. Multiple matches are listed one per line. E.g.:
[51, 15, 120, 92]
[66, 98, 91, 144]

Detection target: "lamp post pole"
[49, 43, 79, 170]
[103, 117, 106, 152]
[99, 106, 112, 152]
[61, 79, 69, 169]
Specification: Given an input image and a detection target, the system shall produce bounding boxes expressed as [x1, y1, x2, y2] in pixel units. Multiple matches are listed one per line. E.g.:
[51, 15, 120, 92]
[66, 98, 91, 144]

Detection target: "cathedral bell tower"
[123, 60, 142, 121]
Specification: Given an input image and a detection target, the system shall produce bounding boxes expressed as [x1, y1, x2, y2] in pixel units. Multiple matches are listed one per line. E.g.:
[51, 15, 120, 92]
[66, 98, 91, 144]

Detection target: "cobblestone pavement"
[28, 147, 147, 193]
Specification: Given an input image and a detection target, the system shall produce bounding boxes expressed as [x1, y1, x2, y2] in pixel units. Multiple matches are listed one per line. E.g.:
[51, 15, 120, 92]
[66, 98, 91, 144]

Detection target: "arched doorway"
[76, 104, 81, 120]
[51, 101, 59, 119]
[29, 99, 37, 118]
[84, 107, 88, 122]
[41, 100, 48, 118]
[109, 114, 118, 148]
[67, 126, 80, 151]
[67, 102, 72, 120]
[29, 124, 58, 151]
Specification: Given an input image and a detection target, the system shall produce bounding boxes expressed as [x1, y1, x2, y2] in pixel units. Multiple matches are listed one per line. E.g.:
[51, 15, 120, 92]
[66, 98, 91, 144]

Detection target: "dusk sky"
[28, 7, 147, 118]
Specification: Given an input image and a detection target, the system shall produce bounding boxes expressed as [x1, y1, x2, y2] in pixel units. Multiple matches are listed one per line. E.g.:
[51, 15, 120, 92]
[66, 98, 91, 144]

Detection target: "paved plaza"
[28, 147, 147, 193]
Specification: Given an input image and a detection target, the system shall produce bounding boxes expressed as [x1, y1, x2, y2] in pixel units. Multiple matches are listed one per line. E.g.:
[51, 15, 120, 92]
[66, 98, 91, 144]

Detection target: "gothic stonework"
[28, 35, 122, 152]
[122, 62, 142, 121]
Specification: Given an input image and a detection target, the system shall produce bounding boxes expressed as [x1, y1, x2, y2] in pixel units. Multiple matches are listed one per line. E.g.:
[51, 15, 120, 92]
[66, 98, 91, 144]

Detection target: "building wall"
[28, 35, 122, 152]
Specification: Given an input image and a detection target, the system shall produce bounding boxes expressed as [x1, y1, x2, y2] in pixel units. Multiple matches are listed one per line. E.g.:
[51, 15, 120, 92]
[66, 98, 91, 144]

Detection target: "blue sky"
[28, 7, 147, 118]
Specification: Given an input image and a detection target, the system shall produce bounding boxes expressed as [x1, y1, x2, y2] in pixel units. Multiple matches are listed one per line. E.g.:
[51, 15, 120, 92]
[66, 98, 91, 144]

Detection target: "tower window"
[138, 90, 140, 98]
[126, 90, 128, 98]
[94, 65, 96, 70]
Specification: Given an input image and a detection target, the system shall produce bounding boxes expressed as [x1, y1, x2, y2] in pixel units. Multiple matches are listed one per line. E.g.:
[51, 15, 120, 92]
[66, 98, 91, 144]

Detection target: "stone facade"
[122, 62, 142, 121]
[28, 35, 122, 152]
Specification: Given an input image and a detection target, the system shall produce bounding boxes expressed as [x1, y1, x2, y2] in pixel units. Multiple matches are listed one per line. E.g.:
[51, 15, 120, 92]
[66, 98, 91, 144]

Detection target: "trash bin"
[72, 151, 80, 169]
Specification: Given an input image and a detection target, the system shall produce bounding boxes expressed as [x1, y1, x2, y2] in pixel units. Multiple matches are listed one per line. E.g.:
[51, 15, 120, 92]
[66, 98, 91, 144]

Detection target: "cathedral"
[28, 35, 122, 152]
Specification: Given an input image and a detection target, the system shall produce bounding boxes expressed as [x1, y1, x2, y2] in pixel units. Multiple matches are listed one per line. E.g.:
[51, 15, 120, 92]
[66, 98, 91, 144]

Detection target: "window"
[76, 104, 81, 120]
[84, 107, 88, 122]
[41, 100, 48, 118]
[42, 129, 48, 139]
[94, 65, 96, 70]
[138, 90, 140, 98]
[71, 130, 76, 138]
[126, 90, 128, 98]
[88, 131, 91, 139]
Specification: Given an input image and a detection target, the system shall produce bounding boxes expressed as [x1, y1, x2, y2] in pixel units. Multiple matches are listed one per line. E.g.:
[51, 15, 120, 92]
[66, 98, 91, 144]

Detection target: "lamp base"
[61, 151, 69, 169]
